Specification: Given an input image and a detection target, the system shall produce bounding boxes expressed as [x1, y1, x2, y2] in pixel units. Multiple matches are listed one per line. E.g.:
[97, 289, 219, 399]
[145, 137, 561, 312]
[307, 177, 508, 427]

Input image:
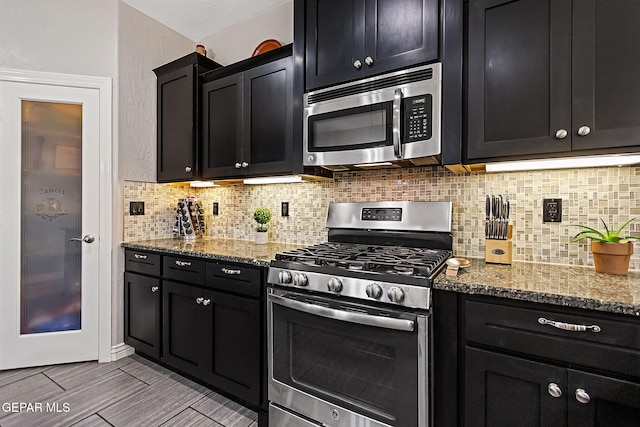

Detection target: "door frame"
[0, 68, 113, 363]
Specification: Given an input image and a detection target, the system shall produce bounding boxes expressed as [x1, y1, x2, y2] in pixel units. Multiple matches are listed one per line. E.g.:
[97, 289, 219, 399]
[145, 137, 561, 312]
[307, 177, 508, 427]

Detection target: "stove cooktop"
[274, 242, 452, 281]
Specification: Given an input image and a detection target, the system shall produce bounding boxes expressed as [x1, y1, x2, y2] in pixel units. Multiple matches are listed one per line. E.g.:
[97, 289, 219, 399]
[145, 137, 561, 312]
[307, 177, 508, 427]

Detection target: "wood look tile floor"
[0, 354, 258, 427]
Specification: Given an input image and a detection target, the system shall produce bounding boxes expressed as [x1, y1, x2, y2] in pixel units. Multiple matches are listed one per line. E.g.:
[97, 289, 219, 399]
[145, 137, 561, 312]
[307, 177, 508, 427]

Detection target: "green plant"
[572, 218, 640, 243]
[253, 206, 272, 232]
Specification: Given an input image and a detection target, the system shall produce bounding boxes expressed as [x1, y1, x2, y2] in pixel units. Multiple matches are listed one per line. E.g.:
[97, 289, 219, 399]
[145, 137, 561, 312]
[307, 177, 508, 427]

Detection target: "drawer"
[125, 250, 161, 276]
[464, 298, 640, 378]
[163, 255, 206, 286]
[206, 262, 262, 298]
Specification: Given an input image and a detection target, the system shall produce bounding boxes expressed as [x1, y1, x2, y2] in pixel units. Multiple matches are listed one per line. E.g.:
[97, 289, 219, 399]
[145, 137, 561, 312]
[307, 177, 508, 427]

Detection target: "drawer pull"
[151, 286, 159, 293]
[547, 383, 562, 398]
[175, 260, 192, 267]
[222, 268, 241, 275]
[575, 388, 591, 404]
[538, 317, 601, 333]
[134, 254, 147, 260]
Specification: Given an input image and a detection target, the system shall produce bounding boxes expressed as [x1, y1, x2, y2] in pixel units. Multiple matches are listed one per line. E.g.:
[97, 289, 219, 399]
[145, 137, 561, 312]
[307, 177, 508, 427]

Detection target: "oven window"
[272, 300, 419, 426]
[308, 103, 392, 152]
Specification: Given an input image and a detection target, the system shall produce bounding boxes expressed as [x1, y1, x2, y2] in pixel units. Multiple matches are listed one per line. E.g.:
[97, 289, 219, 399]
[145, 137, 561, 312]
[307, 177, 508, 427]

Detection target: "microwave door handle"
[269, 293, 415, 332]
[392, 89, 403, 158]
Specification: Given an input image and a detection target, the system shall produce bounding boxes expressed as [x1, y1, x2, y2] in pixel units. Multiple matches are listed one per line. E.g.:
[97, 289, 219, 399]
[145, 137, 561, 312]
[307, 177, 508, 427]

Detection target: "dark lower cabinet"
[124, 249, 267, 420]
[124, 272, 161, 359]
[209, 290, 261, 405]
[162, 280, 213, 380]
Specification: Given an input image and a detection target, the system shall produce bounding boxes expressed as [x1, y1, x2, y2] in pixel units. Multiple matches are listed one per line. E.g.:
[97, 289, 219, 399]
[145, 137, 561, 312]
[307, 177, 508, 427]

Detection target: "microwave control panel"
[404, 94, 433, 142]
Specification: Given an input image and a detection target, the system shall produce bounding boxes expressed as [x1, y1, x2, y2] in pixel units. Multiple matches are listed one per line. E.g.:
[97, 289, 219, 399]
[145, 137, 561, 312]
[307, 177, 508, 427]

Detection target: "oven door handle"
[269, 294, 415, 332]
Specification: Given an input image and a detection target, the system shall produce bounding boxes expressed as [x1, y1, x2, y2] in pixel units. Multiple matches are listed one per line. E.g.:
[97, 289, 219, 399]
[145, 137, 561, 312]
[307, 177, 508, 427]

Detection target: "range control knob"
[366, 283, 383, 299]
[278, 271, 292, 284]
[387, 287, 405, 303]
[327, 278, 343, 293]
[293, 273, 308, 287]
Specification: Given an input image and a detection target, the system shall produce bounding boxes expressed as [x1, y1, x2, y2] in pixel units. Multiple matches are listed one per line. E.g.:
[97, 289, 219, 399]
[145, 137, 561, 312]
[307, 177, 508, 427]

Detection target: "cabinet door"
[363, 0, 438, 78]
[209, 290, 261, 406]
[201, 73, 244, 179]
[162, 280, 212, 379]
[466, 0, 572, 161]
[305, 0, 364, 90]
[568, 370, 640, 427]
[243, 57, 294, 177]
[124, 272, 161, 359]
[571, 0, 640, 151]
[465, 347, 567, 427]
[156, 65, 198, 182]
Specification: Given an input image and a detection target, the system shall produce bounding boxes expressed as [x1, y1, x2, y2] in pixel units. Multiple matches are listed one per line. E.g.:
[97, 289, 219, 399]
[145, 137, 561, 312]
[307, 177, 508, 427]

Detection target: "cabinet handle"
[196, 297, 204, 304]
[235, 163, 242, 169]
[575, 388, 591, 404]
[222, 268, 241, 275]
[175, 260, 192, 267]
[547, 383, 562, 398]
[364, 56, 374, 66]
[353, 59, 362, 69]
[555, 129, 568, 139]
[241, 162, 248, 168]
[185, 166, 192, 173]
[151, 286, 159, 292]
[202, 299, 211, 306]
[538, 317, 601, 333]
[577, 126, 591, 136]
[134, 253, 147, 260]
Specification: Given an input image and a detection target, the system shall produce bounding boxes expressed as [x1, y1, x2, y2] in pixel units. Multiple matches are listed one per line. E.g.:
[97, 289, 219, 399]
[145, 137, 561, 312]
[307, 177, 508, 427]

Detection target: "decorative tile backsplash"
[123, 165, 640, 270]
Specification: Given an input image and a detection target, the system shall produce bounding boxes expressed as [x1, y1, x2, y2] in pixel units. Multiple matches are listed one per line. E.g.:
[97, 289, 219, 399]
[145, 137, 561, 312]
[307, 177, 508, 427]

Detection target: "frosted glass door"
[21, 100, 83, 334]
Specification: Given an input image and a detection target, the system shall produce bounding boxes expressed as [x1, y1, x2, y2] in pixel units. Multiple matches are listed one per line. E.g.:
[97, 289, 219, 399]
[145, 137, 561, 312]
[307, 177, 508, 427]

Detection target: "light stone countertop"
[434, 259, 640, 316]
[121, 239, 640, 317]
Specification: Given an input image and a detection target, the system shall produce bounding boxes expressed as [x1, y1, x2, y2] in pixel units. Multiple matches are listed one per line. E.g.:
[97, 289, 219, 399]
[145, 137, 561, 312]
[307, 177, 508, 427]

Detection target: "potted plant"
[572, 218, 639, 275]
[253, 206, 272, 245]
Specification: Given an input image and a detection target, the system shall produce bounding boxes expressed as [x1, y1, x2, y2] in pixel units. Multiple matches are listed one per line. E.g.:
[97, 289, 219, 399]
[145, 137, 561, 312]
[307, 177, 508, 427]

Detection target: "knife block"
[485, 225, 513, 265]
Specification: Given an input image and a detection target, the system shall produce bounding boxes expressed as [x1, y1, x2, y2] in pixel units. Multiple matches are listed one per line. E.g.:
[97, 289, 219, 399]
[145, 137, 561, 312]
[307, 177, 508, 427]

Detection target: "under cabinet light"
[485, 155, 640, 172]
[353, 162, 394, 168]
[243, 175, 304, 185]
[190, 181, 218, 187]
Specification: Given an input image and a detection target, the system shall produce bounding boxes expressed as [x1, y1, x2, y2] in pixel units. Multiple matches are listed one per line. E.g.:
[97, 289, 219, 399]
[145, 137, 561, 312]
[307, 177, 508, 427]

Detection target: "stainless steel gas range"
[267, 201, 452, 427]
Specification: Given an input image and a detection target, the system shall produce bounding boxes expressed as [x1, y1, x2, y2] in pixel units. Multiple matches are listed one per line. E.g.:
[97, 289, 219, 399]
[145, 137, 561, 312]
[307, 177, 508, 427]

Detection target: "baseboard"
[110, 343, 135, 361]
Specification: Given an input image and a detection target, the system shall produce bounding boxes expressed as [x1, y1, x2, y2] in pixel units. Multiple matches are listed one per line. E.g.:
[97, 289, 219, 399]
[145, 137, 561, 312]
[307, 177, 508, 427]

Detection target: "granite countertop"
[122, 239, 640, 316]
[121, 237, 306, 268]
[434, 259, 640, 317]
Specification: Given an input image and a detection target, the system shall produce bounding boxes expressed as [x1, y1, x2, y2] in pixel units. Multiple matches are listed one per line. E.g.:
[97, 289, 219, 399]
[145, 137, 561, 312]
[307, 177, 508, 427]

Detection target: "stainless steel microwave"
[303, 63, 442, 170]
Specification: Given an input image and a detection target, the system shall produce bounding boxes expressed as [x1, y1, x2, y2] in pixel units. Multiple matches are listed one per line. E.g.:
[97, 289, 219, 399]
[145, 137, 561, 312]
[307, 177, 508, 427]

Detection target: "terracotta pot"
[255, 231, 268, 245]
[591, 241, 633, 275]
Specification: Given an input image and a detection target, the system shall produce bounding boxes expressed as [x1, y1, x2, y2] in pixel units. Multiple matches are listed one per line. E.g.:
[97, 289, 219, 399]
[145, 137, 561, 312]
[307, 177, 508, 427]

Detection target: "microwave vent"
[307, 68, 434, 104]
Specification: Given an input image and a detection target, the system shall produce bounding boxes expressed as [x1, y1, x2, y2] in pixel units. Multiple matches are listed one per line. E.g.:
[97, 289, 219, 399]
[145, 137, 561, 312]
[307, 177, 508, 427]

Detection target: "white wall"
[114, 2, 194, 345]
[199, 1, 293, 65]
[0, 0, 118, 77]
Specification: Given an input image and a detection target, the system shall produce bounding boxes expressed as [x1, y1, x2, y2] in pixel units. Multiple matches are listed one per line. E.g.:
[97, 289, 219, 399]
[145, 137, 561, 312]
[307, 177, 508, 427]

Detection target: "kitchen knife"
[485, 195, 491, 238]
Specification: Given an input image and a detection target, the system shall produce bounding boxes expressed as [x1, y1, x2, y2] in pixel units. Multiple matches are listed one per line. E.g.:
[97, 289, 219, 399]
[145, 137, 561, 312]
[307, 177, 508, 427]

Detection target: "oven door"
[267, 288, 429, 427]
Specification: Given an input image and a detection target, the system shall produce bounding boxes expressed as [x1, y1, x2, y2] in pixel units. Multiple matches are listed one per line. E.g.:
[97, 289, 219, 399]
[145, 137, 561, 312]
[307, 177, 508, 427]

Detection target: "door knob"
[365, 56, 374, 66]
[235, 163, 242, 169]
[353, 59, 362, 69]
[241, 162, 249, 168]
[185, 166, 192, 173]
[577, 126, 591, 136]
[547, 383, 562, 398]
[70, 234, 95, 243]
[575, 388, 591, 404]
[555, 129, 568, 139]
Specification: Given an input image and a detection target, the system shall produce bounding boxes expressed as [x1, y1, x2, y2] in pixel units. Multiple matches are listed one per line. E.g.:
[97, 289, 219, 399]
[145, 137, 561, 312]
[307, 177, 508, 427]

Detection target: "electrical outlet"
[212, 202, 219, 216]
[281, 202, 289, 217]
[543, 198, 562, 222]
[129, 201, 145, 216]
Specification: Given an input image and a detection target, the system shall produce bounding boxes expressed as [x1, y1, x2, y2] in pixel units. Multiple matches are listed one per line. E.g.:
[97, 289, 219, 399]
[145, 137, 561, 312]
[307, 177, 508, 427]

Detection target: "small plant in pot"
[572, 218, 639, 275]
[253, 206, 272, 245]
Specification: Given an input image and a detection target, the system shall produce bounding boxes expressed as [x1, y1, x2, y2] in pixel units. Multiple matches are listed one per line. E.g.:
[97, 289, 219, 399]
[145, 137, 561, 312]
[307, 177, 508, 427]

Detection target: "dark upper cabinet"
[305, 0, 439, 90]
[202, 49, 297, 179]
[466, 0, 640, 162]
[153, 53, 221, 182]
